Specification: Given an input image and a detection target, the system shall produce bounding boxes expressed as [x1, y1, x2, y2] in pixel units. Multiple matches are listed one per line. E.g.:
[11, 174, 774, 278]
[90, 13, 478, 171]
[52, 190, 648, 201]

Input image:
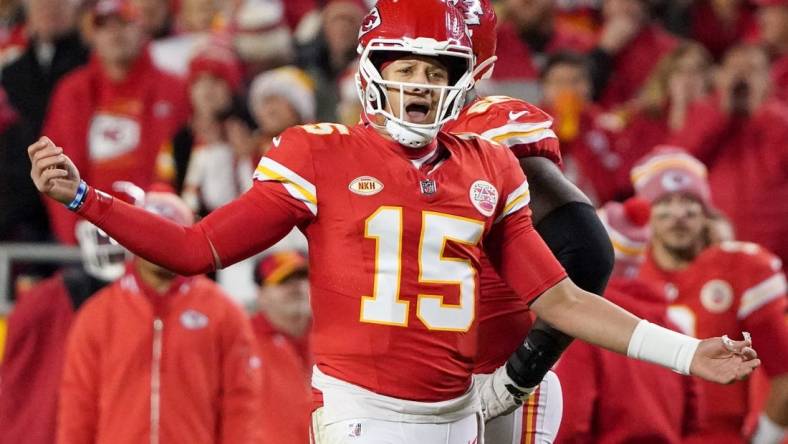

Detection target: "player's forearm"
[530, 279, 638, 354]
[77, 187, 218, 274]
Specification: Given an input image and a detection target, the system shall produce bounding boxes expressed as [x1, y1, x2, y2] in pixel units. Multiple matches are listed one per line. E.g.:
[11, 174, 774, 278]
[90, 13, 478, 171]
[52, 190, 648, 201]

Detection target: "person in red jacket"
[58, 189, 262, 444]
[633, 148, 788, 444]
[43, 0, 187, 245]
[668, 43, 788, 268]
[590, 0, 679, 108]
[251, 249, 312, 444]
[0, 220, 127, 444]
[555, 197, 703, 444]
[756, 0, 788, 101]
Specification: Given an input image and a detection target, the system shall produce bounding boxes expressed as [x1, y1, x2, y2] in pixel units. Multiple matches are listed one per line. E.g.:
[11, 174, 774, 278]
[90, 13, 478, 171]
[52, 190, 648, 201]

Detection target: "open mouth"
[405, 102, 431, 123]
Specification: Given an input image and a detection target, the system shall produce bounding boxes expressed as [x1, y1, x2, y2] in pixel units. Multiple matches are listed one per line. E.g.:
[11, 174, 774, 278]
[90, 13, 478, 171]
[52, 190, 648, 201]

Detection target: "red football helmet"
[356, 0, 475, 147]
[453, 0, 498, 81]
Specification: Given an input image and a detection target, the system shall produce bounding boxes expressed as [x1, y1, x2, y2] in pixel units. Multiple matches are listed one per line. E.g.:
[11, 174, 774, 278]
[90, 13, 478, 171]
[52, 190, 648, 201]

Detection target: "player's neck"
[651, 240, 702, 272]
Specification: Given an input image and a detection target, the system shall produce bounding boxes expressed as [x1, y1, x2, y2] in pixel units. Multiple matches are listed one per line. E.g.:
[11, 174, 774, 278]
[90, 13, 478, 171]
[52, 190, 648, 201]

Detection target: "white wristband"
[752, 413, 786, 444]
[626, 319, 701, 375]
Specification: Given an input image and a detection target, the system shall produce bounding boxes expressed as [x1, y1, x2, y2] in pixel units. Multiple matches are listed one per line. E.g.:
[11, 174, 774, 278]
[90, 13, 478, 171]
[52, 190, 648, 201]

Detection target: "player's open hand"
[28, 136, 81, 205]
[690, 333, 760, 384]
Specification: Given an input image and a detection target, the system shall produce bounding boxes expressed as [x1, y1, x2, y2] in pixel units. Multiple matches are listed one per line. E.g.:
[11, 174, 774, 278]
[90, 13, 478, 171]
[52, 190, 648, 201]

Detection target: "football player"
[634, 147, 788, 444]
[30, 1, 760, 443]
[444, 1, 613, 441]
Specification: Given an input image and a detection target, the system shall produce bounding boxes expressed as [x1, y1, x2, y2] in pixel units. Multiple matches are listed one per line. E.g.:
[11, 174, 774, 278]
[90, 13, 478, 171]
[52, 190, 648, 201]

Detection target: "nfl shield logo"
[420, 179, 437, 195]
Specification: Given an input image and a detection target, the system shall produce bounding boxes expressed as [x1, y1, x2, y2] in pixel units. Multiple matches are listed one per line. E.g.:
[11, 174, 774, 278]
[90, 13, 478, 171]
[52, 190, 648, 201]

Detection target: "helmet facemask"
[75, 220, 130, 282]
[356, 37, 475, 148]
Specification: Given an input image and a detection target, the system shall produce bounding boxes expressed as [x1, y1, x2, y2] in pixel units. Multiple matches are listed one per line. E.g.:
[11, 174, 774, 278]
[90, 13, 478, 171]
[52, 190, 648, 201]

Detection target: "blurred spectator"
[149, 0, 221, 76]
[591, 0, 678, 108]
[58, 189, 262, 444]
[248, 65, 315, 155]
[757, 0, 788, 101]
[540, 52, 621, 203]
[634, 148, 788, 444]
[297, 0, 364, 121]
[155, 40, 244, 202]
[669, 44, 788, 267]
[556, 197, 703, 444]
[281, 0, 318, 32]
[0, 0, 24, 69]
[0, 220, 126, 444]
[43, 0, 187, 245]
[130, 0, 173, 39]
[491, 0, 595, 90]
[336, 59, 360, 126]
[251, 250, 312, 444]
[0, 0, 88, 243]
[230, 0, 294, 78]
[664, 0, 758, 60]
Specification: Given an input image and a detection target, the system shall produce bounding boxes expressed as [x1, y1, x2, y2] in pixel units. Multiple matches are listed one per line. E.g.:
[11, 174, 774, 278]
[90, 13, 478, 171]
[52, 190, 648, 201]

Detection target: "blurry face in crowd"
[254, 95, 302, 136]
[136, 257, 178, 287]
[542, 62, 592, 106]
[603, 0, 646, 22]
[668, 48, 710, 101]
[190, 73, 233, 118]
[131, 0, 170, 37]
[722, 46, 770, 94]
[650, 194, 707, 260]
[322, 2, 364, 59]
[179, 0, 218, 32]
[259, 273, 311, 338]
[503, 0, 553, 32]
[25, 0, 76, 41]
[93, 16, 144, 69]
[380, 56, 450, 125]
[758, 5, 788, 51]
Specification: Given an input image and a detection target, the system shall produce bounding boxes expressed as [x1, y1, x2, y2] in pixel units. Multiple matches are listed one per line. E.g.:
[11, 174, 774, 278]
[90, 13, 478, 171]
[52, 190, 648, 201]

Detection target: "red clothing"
[771, 53, 788, 102]
[639, 243, 788, 444]
[58, 270, 261, 444]
[43, 49, 187, 244]
[446, 96, 561, 373]
[598, 25, 678, 108]
[555, 277, 702, 444]
[0, 275, 75, 444]
[76, 123, 568, 402]
[669, 97, 788, 266]
[251, 314, 311, 444]
[689, 0, 758, 60]
[491, 21, 595, 81]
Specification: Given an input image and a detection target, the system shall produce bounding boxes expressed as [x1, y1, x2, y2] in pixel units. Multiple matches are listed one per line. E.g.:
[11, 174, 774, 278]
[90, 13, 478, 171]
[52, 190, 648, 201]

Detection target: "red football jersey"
[445, 96, 561, 373]
[252, 123, 566, 401]
[640, 242, 788, 443]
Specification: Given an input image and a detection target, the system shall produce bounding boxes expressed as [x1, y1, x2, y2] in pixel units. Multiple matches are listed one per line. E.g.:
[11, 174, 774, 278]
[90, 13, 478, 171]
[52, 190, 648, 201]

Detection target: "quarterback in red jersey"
[445, 1, 613, 442]
[633, 147, 788, 444]
[31, 1, 761, 442]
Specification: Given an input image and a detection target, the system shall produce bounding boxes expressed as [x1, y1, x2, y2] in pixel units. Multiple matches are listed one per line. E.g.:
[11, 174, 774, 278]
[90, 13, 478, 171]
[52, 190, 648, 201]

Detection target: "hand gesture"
[690, 333, 760, 384]
[28, 136, 81, 205]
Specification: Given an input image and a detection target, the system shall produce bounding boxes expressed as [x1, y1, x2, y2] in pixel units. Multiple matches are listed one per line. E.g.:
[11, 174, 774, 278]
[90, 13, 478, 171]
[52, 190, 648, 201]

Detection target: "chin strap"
[384, 118, 438, 148]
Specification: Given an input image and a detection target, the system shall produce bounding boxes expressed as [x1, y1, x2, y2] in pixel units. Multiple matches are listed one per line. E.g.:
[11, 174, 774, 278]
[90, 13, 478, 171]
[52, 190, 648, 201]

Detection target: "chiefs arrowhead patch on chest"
[349, 176, 384, 196]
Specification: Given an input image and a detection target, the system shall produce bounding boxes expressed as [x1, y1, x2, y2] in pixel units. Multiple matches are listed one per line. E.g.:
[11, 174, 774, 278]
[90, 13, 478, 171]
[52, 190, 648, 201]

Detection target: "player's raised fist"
[28, 136, 81, 205]
[690, 333, 760, 384]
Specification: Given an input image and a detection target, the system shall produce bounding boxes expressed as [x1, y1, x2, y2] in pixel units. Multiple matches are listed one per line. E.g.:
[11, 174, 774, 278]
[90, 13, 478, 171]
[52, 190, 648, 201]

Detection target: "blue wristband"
[67, 180, 88, 212]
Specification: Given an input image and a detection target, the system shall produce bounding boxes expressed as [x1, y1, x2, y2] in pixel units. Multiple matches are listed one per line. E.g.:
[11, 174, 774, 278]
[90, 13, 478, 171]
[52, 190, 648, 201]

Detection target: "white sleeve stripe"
[255, 157, 317, 198]
[494, 192, 531, 224]
[282, 183, 318, 216]
[504, 180, 530, 207]
[495, 130, 557, 147]
[738, 273, 786, 319]
[479, 121, 553, 141]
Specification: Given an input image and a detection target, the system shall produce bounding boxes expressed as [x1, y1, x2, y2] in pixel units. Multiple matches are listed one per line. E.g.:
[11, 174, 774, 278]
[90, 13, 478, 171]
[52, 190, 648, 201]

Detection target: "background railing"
[0, 243, 82, 314]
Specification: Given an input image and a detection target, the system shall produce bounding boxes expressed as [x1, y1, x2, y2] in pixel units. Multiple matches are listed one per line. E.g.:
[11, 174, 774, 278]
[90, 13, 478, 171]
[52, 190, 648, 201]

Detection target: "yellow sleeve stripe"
[254, 159, 318, 215]
[480, 120, 553, 141]
[738, 273, 786, 319]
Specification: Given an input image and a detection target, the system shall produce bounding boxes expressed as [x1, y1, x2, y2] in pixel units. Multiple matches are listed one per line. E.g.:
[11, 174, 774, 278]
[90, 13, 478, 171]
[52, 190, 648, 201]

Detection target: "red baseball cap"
[255, 250, 308, 285]
[630, 146, 712, 208]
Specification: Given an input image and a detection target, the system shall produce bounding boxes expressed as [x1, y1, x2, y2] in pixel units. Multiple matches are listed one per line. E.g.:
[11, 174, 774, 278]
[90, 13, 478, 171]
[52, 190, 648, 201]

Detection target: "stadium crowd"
[0, 0, 786, 443]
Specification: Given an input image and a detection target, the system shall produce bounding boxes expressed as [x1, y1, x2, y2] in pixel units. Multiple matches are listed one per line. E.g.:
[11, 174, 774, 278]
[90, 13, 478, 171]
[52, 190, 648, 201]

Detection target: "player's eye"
[428, 70, 447, 82]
